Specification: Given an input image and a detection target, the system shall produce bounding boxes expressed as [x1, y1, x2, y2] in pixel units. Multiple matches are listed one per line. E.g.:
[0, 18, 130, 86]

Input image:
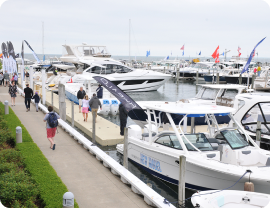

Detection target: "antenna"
[129, 19, 131, 63]
[42, 21, 44, 58]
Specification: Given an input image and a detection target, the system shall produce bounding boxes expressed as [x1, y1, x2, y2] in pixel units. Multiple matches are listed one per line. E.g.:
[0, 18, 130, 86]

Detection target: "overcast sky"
[0, 0, 270, 58]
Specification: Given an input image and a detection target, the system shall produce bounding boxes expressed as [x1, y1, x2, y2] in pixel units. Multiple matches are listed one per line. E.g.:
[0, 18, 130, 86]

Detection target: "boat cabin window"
[86, 66, 102, 74]
[220, 129, 249, 149]
[195, 88, 219, 100]
[238, 100, 245, 111]
[242, 102, 270, 135]
[155, 133, 213, 151]
[116, 66, 132, 73]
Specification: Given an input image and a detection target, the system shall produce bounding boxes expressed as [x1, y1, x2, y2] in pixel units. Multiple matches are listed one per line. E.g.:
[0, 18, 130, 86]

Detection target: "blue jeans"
[25, 98, 31, 109]
[258, 71, 261, 77]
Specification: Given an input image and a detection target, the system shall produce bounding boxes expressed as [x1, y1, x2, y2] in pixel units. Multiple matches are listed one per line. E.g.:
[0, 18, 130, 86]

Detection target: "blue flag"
[241, 37, 266, 74]
[182, 51, 184, 56]
[222, 52, 224, 56]
[198, 51, 201, 55]
[43, 55, 45, 61]
[146, 51, 148, 57]
[148, 50, 150, 56]
[166, 56, 169, 60]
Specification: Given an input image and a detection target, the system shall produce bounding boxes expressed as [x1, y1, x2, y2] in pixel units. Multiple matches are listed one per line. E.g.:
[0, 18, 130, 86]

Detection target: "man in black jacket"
[119, 103, 129, 136]
[77, 87, 86, 113]
[24, 84, 33, 112]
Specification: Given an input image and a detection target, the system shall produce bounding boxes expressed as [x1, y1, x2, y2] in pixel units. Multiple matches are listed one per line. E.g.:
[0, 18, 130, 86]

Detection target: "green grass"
[0, 103, 79, 208]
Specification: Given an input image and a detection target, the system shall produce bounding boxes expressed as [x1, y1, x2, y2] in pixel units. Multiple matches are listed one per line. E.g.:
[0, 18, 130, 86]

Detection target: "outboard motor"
[110, 100, 119, 116]
[99, 99, 110, 116]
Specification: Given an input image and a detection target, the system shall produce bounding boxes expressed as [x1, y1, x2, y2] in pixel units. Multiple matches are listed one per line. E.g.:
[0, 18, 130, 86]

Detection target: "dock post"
[42, 69, 46, 105]
[51, 91, 54, 107]
[176, 67, 179, 82]
[29, 65, 33, 89]
[239, 75, 242, 85]
[251, 74, 255, 89]
[216, 73, 220, 84]
[58, 84, 66, 121]
[4, 100, 9, 115]
[123, 127, 129, 169]
[256, 121, 261, 147]
[196, 71, 199, 85]
[190, 117, 195, 133]
[92, 111, 96, 144]
[178, 155, 186, 206]
[71, 101, 74, 128]
[16, 126, 22, 143]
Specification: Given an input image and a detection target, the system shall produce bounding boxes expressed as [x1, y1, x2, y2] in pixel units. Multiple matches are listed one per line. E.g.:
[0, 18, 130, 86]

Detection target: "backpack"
[48, 113, 58, 128]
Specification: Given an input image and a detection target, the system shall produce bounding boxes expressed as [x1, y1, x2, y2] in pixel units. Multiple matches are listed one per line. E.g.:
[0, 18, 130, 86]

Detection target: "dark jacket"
[24, 87, 33, 99]
[77, 90, 86, 99]
[89, 96, 102, 109]
[32, 94, 40, 103]
[162, 112, 169, 124]
[96, 86, 103, 98]
[119, 103, 128, 120]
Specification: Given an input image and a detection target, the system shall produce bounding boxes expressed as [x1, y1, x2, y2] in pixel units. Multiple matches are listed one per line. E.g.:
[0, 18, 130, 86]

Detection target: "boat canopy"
[144, 103, 235, 117]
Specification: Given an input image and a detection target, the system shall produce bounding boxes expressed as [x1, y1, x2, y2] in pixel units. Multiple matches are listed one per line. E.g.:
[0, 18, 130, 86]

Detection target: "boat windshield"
[195, 88, 219, 100]
[155, 133, 214, 151]
[220, 129, 249, 149]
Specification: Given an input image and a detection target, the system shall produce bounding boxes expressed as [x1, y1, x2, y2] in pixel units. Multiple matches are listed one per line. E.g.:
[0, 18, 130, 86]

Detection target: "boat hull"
[224, 76, 252, 85]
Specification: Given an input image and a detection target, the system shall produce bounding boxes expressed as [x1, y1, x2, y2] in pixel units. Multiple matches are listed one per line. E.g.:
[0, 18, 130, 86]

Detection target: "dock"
[0, 86, 174, 208]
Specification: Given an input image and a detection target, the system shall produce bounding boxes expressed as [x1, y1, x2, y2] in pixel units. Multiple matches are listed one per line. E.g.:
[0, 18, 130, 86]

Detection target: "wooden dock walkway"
[0, 86, 151, 208]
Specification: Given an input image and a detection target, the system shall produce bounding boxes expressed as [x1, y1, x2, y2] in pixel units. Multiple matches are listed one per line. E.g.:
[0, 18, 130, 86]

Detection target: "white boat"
[232, 93, 270, 148]
[117, 103, 270, 193]
[71, 60, 171, 92]
[191, 190, 270, 208]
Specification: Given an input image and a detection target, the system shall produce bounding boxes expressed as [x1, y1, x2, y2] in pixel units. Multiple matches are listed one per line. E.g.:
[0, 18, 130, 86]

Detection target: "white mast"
[42, 21, 44, 59]
[129, 19, 130, 63]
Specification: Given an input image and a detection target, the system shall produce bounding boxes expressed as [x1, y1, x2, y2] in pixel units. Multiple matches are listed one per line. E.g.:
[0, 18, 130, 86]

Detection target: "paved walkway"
[0, 86, 150, 208]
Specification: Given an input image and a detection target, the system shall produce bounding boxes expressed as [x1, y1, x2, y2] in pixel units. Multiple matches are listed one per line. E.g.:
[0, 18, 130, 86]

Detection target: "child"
[32, 92, 40, 112]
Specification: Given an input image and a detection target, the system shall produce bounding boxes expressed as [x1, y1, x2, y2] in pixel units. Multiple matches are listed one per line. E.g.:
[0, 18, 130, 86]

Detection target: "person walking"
[43, 106, 60, 150]
[32, 92, 40, 112]
[257, 65, 262, 77]
[8, 80, 17, 106]
[82, 95, 90, 122]
[77, 87, 86, 113]
[89, 93, 102, 122]
[13, 73, 18, 85]
[24, 83, 33, 112]
[96, 84, 103, 99]
[119, 103, 128, 136]
[0, 72, 3, 86]
[3, 70, 9, 87]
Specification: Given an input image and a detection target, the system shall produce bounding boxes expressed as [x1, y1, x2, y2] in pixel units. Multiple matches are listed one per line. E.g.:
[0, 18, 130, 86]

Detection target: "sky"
[0, 0, 270, 58]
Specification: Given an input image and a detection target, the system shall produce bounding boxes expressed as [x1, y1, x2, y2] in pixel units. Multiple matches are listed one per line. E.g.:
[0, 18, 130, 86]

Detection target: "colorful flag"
[182, 51, 184, 56]
[238, 46, 241, 57]
[198, 51, 201, 55]
[24, 40, 41, 63]
[241, 37, 266, 74]
[212, 46, 219, 59]
[222, 52, 224, 56]
[215, 57, 220, 63]
[180, 45, 184, 50]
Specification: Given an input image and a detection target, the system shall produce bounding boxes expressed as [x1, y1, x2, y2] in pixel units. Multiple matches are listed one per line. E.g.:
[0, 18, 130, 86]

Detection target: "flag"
[182, 51, 184, 56]
[15, 53, 19, 58]
[148, 50, 150, 56]
[241, 37, 266, 74]
[215, 57, 220, 63]
[166, 56, 169, 60]
[8, 42, 18, 73]
[0, 53, 2, 58]
[222, 52, 224, 56]
[237, 46, 241, 52]
[180, 45, 184, 50]
[238, 52, 242, 57]
[198, 51, 201, 55]
[21, 41, 25, 82]
[212, 46, 219, 59]
[146, 51, 149, 57]
[24, 40, 41, 63]
[43, 55, 45, 62]
[1, 42, 8, 72]
[93, 76, 143, 112]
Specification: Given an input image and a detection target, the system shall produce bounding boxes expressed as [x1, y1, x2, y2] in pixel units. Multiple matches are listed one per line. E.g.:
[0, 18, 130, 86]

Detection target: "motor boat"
[71, 60, 171, 92]
[129, 84, 247, 127]
[60, 43, 114, 64]
[65, 78, 119, 116]
[191, 190, 270, 208]
[232, 93, 270, 149]
[117, 103, 270, 193]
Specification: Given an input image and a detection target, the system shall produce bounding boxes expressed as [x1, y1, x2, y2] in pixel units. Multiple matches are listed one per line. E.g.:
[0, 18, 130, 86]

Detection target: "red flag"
[180, 45, 184, 50]
[215, 57, 220, 63]
[237, 46, 241, 52]
[212, 46, 219, 59]
[252, 50, 256, 58]
[238, 52, 241, 57]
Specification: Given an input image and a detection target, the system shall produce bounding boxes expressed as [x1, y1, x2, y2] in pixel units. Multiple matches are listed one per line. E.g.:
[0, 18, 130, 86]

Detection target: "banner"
[8, 41, 18, 73]
[7, 41, 13, 73]
[21, 41, 24, 82]
[24, 40, 41, 63]
[241, 37, 266, 74]
[1, 42, 8, 73]
[92, 76, 143, 112]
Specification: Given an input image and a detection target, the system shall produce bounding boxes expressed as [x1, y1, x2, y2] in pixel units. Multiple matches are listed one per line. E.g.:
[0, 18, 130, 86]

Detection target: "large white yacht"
[71, 60, 172, 92]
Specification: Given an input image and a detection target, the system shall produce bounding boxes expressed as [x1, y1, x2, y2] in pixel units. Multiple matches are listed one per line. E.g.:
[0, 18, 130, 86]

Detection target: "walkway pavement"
[0, 86, 150, 208]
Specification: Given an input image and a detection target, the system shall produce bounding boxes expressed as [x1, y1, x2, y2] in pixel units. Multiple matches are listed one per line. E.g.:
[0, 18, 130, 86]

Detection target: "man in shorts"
[77, 87, 86, 113]
[43, 106, 60, 150]
[3, 70, 9, 87]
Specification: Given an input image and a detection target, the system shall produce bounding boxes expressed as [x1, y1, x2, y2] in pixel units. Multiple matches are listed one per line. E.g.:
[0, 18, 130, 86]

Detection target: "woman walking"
[32, 92, 40, 112]
[0, 72, 3, 86]
[81, 95, 89, 122]
[9, 80, 17, 106]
